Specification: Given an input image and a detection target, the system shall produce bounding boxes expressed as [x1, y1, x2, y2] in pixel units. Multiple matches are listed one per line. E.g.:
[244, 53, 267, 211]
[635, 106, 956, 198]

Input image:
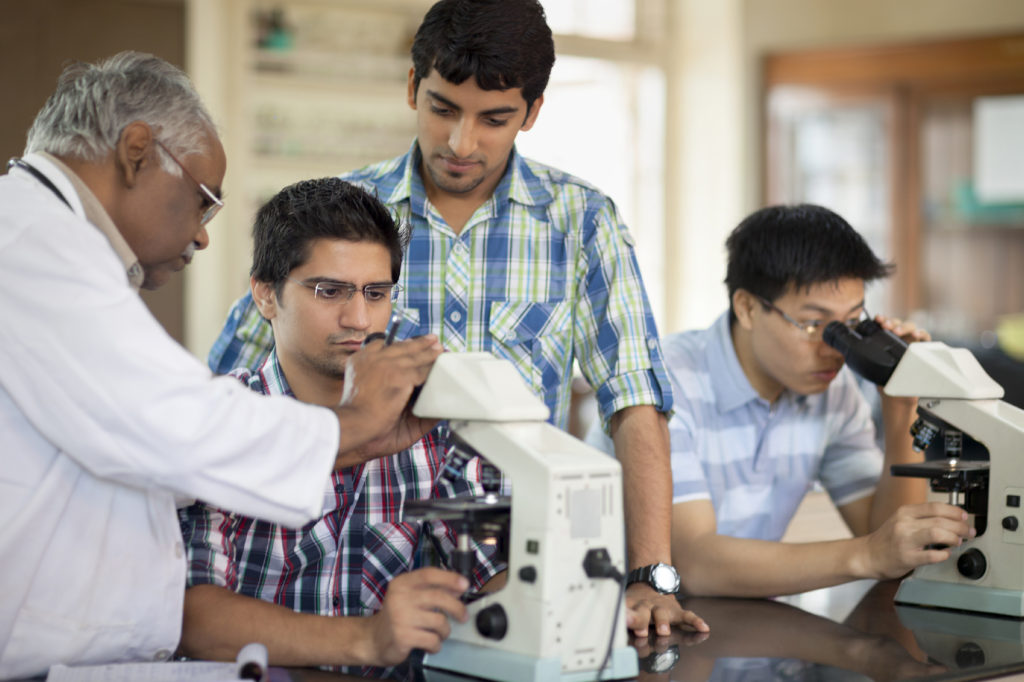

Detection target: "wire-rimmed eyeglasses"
[757, 296, 869, 341]
[289, 278, 403, 305]
[154, 139, 224, 226]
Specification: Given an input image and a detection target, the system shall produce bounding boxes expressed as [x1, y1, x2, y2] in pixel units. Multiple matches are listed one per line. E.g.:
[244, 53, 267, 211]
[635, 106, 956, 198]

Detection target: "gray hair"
[24, 51, 215, 176]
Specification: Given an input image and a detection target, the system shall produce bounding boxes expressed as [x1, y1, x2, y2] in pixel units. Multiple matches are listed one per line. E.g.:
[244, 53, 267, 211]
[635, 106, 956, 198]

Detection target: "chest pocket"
[488, 300, 573, 407]
[359, 520, 420, 613]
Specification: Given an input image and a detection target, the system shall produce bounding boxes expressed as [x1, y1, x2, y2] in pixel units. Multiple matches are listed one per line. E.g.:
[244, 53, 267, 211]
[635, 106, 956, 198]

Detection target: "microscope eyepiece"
[823, 318, 907, 386]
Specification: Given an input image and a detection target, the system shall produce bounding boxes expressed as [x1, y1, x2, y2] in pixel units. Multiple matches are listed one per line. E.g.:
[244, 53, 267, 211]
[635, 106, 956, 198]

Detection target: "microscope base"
[896, 576, 1024, 617]
[421, 640, 639, 682]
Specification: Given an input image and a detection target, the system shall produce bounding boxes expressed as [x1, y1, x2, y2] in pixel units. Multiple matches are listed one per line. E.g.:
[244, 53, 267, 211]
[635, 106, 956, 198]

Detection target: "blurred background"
[3, 0, 1024, 400]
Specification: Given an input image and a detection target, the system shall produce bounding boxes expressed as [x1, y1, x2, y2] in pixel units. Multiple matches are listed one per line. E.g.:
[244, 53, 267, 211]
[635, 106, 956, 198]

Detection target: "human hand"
[872, 314, 931, 412]
[625, 583, 709, 638]
[858, 502, 975, 579]
[359, 568, 469, 667]
[333, 335, 442, 466]
[874, 314, 931, 344]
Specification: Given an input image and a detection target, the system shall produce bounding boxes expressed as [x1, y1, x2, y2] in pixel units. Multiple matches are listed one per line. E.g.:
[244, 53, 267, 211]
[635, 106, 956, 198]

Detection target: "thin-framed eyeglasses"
[289, 278, 403, 304]
[154, 139, 224, 226]
[757, 296, 869, 341]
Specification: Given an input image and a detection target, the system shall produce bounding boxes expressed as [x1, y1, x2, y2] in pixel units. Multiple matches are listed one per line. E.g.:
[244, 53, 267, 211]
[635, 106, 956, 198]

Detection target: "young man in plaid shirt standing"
[208, 0, 707, 637]
[179, 177, 501, 669]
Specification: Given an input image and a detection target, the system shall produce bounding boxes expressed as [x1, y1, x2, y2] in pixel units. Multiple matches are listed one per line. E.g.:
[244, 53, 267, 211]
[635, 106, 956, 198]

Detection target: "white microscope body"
[411, 352, 637, 681]
[883, 342, 1024, 616]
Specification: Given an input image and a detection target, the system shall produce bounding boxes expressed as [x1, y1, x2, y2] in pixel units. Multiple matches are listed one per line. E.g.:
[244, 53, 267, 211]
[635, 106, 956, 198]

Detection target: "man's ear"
[521, 94, 544, 131]
[407, 67, 418, 111]
[252, 277, 279, 321]
[115, 121, 155, 189]
[732, 289, 759, 331]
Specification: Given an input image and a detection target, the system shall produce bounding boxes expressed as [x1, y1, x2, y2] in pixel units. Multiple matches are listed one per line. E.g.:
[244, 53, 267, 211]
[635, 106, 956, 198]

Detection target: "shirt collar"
[257, 349, 296, 398]
[401, 140, 554, 218]
[26, 151, 145, 290]
[707, 311, 764, 413]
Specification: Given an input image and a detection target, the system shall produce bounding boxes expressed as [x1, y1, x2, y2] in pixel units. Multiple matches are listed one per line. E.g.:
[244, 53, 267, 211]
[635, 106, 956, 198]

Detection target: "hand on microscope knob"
[333, 335, 442, 468]
[873, 314, 931, 344]
[359, 568, 469, 667]
[857, 503, 975, 580]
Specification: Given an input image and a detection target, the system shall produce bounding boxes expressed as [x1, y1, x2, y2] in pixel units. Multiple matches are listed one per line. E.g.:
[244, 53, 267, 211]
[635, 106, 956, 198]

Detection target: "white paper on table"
[46, 643, 269, 682]
[46, 661, 239, 682]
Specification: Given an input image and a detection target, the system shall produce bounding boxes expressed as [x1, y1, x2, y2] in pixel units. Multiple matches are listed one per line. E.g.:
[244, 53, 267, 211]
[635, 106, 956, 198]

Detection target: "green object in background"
[998, 314, 1024, 362]
[953, 179, 1024, 226]
[259, 8, 294, 52]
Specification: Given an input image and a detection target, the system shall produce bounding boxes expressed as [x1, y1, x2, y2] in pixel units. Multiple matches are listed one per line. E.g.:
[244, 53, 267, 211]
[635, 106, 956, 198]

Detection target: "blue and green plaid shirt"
[208, 142, 672, 430]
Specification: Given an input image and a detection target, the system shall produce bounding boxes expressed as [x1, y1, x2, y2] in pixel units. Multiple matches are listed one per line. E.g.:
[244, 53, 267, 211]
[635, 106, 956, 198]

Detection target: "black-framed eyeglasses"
[154, 139, 224, 226]
[289, 278, 403, 305]
[757, 296, 869, 341]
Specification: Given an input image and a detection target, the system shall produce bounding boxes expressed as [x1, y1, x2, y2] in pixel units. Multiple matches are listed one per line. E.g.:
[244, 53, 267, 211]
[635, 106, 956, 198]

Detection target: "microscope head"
[823, 318, 907, 386]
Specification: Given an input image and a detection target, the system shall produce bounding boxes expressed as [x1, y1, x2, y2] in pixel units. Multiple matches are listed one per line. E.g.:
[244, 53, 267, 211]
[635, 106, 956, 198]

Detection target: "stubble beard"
[425, 156, 486, 196]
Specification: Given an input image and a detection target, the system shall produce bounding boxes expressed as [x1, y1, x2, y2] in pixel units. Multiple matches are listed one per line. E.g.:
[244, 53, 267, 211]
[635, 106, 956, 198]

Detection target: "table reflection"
[632, 580, 1024, 681]
[281, 580, 1024, 682]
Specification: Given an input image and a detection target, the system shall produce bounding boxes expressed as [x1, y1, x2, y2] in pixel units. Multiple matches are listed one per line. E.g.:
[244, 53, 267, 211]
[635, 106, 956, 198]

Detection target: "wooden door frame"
[763, 33, 1024, 317]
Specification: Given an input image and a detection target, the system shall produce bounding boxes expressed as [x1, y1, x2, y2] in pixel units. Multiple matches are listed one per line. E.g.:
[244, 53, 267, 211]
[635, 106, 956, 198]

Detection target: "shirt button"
[174, 542, 184, 558]
[647, 338, 658, 350]
[332, 596, 341, 608]
[154, 649, 171, 661]
[450, 311, 462, 323]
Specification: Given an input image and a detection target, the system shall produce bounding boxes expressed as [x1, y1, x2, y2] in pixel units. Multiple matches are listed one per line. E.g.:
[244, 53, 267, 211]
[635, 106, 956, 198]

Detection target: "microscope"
[825, 320, 1024, 616]
[403, 352, 638, 681]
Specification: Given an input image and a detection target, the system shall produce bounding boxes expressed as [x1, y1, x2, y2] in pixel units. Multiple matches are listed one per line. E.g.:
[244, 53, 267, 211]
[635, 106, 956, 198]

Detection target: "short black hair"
[411, 0, 555, 113]
[725, 204, 893, 318]
[250, 177, 404, 296]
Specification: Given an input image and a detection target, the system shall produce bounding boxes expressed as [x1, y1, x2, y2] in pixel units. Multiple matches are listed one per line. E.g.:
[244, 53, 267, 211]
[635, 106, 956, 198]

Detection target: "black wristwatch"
[627, 562, 680, 594]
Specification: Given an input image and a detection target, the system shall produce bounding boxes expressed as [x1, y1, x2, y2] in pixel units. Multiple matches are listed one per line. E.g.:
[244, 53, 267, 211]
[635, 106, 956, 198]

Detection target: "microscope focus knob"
[956, 548, 987, 580]
[956, 642, 985, 668]
[476, 604, 508, 640]
[1003, 516, 1019, 531]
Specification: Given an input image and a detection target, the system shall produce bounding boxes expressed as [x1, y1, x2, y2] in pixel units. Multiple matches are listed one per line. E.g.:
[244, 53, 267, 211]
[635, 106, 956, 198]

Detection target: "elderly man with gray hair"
[0, 52, 443, 678]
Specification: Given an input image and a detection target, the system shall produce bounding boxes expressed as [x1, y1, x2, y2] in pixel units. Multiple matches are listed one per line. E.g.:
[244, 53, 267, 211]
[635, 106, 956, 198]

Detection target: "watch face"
[651, 564, 680, 593]
[641, 645, 680, 673]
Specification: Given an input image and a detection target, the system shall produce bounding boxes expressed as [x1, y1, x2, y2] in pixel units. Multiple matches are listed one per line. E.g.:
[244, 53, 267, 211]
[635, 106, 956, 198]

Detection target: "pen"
[384, 308, 401, 345]
[361, 308, 403, 348]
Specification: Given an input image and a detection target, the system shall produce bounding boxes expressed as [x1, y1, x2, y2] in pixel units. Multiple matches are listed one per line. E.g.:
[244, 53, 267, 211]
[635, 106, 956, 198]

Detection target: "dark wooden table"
[20, 580, 1024, 681]
[287, 580, 1024, 681]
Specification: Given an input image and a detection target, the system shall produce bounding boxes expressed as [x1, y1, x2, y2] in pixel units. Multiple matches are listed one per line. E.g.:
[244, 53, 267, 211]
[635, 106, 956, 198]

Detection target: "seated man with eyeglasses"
[590, 204, 973, 597]
[178, 177, 501, 670]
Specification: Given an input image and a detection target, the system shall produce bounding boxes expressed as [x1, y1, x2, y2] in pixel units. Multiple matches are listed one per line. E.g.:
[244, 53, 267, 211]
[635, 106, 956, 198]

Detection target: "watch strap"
[626, 564, 653, 587]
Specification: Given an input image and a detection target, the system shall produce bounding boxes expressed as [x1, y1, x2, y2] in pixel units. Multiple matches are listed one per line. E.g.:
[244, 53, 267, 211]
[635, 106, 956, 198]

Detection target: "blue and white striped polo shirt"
[666, 312, 882, 540]
[588, 312, 882, 541]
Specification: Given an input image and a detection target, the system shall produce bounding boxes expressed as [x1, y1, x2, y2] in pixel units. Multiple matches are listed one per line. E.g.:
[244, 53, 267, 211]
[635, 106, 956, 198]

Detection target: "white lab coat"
[0, 154, 339, 678]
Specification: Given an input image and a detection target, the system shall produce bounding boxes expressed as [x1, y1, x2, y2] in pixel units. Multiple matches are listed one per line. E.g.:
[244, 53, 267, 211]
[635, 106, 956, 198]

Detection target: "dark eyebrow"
[426, 89, 520, 118]
[304, 277, 393, 287]
[799, 299, 866, 317]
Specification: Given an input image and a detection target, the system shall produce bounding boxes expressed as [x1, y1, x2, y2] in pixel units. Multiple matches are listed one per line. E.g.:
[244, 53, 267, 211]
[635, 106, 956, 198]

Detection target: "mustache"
[181, 242, 196, 261]
[327, 332, 368, 345]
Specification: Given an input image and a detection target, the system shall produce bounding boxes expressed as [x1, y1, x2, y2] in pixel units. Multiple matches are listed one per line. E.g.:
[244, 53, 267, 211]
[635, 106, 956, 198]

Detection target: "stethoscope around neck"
[8, 157, 73, 210]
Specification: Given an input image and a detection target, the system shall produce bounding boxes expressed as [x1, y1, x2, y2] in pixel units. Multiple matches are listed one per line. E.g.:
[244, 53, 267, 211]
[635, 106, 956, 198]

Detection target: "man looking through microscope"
[590, 204, 973, 597]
